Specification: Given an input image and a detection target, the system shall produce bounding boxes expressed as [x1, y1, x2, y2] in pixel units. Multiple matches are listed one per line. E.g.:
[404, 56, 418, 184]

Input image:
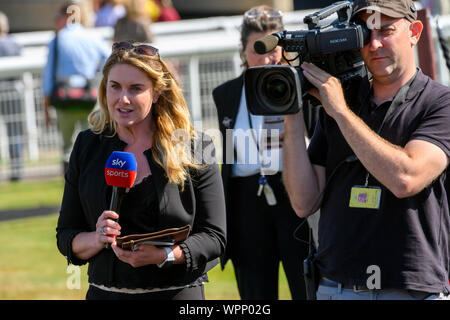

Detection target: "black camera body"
[245, 1, 370, 115]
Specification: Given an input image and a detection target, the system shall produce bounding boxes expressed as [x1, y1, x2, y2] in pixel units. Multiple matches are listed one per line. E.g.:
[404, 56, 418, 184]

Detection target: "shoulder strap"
[52, 34, 58, 87]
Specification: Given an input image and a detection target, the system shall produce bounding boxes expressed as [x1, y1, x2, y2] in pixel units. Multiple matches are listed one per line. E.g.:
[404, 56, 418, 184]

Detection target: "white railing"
[0, 11, 449, 182]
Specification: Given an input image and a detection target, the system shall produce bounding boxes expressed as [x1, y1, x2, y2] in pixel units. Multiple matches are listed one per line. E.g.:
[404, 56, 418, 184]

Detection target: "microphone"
[254, 33, 281, 54]
[104, 151, 137, 248]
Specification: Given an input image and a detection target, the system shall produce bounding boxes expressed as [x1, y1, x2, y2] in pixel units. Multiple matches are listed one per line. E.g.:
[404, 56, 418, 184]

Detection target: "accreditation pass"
[349, 185, 382, 209]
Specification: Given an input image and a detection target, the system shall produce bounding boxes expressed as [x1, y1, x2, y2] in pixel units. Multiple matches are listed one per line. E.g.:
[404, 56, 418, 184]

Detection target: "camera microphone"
[104, 151, 137, 248]
[254, 33, 281, 54]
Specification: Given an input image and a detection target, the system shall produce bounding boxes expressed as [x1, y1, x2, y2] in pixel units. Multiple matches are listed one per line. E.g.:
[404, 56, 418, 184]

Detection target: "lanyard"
[372, 81, 411, 135]
[360, 72, 416, 185]
[246, 107, 267, 175]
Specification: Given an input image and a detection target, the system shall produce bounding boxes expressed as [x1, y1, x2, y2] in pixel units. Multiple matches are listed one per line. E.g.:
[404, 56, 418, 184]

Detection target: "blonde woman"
[56, 41, 226, 300]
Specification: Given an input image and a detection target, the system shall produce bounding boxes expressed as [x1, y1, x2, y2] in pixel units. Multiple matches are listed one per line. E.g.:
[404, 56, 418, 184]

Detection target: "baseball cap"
[351, 0, 418, 22]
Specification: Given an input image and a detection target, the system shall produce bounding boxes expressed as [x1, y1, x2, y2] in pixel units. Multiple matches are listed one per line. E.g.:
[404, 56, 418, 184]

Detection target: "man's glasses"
[243, 8, 283, 22]
[112, 42, 159, 57]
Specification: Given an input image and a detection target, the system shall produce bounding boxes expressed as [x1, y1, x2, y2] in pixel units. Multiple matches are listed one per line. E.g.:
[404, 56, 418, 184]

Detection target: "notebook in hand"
[115, 225, 191, 250]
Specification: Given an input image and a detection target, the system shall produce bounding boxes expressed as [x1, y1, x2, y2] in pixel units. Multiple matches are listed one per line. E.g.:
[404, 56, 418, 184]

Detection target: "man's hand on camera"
[301, 62, 348, 119]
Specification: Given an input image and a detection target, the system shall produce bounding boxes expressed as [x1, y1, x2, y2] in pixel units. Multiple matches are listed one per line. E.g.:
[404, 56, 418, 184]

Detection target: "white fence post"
[189, 55, 202, 124]
[0, 118, 8, 163]
[22, 72, 39, 161]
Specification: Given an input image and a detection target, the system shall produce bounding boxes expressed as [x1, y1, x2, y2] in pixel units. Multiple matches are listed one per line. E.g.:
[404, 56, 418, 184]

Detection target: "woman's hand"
[95, 210, 121, 247]
[111, 243, 166, 268]
[71, 210, 121, 261]
[111, 244, 186, 268]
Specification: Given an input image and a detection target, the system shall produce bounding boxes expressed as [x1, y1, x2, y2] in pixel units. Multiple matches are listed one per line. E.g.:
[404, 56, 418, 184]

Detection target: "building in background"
[420, 0, 450, 15]
[171, 0, 293, 18]
[0, 0, 340, 32]
[0, 0, 95, 32]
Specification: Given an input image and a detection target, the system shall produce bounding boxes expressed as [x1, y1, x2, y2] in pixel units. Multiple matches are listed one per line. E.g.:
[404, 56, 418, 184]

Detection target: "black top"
[119, 175, 159, 236]
[56, 129, 226, 290]
[308, 70, 450, 294]
[212, 75, 244, 269]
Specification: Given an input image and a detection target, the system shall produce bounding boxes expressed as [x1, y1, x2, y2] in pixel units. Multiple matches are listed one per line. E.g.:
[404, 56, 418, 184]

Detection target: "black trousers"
[86, 284, 204, 300]
[227, 173, 309, 300]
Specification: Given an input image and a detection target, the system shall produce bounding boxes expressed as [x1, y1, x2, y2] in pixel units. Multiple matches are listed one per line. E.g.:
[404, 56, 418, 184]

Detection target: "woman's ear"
[153, 92, 161, 104]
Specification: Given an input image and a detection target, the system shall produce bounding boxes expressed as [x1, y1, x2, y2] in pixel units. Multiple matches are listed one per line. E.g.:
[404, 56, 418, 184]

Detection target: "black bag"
[303, 227, 320, 300]
[49, 35, 98, 110]
[50, 78, 98, 110]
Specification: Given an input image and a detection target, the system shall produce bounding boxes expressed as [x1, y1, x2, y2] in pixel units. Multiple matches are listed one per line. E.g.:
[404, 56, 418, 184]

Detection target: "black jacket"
[212, 75, 243, 268]
[56, 129, 226, 289]
[212, 75, 243, 206]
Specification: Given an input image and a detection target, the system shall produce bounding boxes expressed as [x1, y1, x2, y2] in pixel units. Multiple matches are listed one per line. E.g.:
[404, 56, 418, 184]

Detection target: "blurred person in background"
[114, 0, 154, 43]
[95, 0, 126, 27]
[420, 0, 450, 15]
[212, 6, 309, 300]
[56, 41, 226, 300]
[0, 12, 20, 56]
[152, 0, 181, 22]
[42, 1, 109, 173]
[146, 0, 161, 22]
[0, 11, 24, 181]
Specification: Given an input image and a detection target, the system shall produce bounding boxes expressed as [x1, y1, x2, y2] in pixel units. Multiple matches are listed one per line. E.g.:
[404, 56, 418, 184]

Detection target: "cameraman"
[283, 0, 450, 300]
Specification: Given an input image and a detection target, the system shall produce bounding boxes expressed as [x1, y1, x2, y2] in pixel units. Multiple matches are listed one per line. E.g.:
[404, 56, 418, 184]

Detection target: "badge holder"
[247, 112, 278, 206]
[349, 172, 381, 209]
[257, 173, 277, 206]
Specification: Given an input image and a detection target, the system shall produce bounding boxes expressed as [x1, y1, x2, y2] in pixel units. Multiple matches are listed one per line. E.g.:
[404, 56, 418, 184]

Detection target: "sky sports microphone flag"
[105, 151, 137, 188]
[104, 151, 137, 247]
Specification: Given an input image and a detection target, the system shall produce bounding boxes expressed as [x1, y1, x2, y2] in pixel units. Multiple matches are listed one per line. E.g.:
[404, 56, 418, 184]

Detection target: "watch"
[157, 247, 175, 268]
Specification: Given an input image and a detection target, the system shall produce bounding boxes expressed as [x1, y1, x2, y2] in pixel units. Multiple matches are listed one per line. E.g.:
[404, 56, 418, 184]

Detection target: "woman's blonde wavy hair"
[88, 46, 200, 188]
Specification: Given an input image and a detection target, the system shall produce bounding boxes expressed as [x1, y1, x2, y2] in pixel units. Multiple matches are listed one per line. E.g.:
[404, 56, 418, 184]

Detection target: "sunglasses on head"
[244, 8, 283, 21]
[112, 42, 159, 57]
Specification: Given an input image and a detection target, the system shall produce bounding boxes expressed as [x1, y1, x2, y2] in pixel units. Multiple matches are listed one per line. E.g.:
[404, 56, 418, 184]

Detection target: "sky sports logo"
[111, 158, 127, 168]
[106, 168, 129, 178]
[104, 166, 136, 188]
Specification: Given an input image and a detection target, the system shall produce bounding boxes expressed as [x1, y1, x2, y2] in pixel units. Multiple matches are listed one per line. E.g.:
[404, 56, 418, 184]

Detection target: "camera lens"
[256, 70, 295, 113]
[265, 76, 289, 103]
[244, 65, 302, 115]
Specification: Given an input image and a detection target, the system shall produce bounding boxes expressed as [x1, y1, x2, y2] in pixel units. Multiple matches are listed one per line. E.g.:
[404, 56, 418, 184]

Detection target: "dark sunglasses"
[112, 42, 159, 57]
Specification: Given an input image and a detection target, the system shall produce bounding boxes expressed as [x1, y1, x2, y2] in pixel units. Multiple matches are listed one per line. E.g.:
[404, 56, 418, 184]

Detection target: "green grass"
[0, 179, 292, 300]
[0, 178, 64, 210]
[0, 214, 83, 299]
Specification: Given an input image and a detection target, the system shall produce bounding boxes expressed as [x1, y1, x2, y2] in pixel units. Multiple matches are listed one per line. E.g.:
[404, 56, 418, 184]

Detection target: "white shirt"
[231, 87, 283, 177]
